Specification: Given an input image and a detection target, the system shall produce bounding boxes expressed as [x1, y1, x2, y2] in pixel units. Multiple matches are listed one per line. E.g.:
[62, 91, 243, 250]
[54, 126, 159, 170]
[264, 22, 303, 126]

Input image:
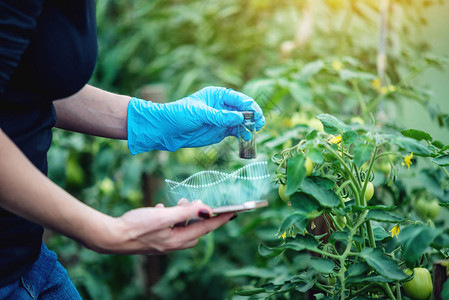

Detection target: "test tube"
[239, 111, 256, 159]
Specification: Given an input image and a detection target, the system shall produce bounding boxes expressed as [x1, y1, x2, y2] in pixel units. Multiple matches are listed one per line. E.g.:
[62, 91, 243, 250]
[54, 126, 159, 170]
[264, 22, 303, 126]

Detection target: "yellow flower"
[390, 224, 400, 238]
[403, 153, 413, 170]
[277, 230, 287, 239]
[380, 86, 388, 95]
[388, 85, 396, 92]
[329, 135, 342, 144]
[371, 78, 381, 91]
[332, 60, 343, 71]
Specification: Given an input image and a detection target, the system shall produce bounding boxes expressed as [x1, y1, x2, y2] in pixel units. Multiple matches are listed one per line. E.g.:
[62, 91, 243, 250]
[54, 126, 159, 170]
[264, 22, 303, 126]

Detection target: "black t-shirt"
[0, 0, 97, 286]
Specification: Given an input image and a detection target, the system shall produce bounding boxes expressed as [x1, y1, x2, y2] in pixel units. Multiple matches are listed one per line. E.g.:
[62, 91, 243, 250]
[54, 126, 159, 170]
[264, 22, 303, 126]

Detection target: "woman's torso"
[0, 0, 97, 286]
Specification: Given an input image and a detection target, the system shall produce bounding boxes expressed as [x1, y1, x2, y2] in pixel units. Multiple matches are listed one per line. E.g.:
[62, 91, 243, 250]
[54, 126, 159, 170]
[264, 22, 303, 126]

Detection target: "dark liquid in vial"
[239, 143, 256, 159]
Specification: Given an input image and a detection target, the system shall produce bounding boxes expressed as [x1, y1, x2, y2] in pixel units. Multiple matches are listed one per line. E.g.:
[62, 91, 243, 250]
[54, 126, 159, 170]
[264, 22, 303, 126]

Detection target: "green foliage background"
[46, 0, 449, 299]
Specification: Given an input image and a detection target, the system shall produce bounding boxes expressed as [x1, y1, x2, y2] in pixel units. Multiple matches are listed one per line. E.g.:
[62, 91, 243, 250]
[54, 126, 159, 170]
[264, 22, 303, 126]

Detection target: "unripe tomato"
[376, 161, 392, 175]
[402, 268, 433, 300]
[328, 276, 337, 285]
[278, 184, 290, 202]
[427, 199, 441, 219]
[305, 157, 313, 176]
[362, 182, 374, 202]
[335, 215, 347, 229]
[416, 197, 440, 220]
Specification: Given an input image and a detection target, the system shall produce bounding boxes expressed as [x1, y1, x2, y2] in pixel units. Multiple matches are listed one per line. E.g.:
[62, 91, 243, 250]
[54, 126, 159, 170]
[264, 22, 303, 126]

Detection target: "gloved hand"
[127, 86, 265, 155]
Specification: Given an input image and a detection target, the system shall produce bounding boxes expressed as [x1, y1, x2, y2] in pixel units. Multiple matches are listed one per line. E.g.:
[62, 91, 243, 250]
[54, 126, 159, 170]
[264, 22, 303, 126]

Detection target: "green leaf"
[306, 130, 318, 141]
[346, 275, 393, 284]
[359, 248, 408, 281]
[366, 210, 403, 223]
[258, 243, 283, 258]
[431, 154, 449, 166]
[286, 154, 306, 196]
[316, 114, 350, 135]
[401, 129, 433, 141]
[393, 136, 431, 156]
[282, 234, 319, 252]
[300, 177, 340, 208]
[279, 213, 309, 234]
[432, 233, 449, 250]
[432, 140, 445, 149]
[347, 262, 369, 277]
[235, 288, 266, 296]
[354, 143, 374, 167]
[308, 148, 324, 164]
[310, 258, 336, 274]
[292, 270, 317, 292]
[399, 225, 442, 267]
[261, 282, 276, 292]
[372, 225, 391, 242]
[342, 130, 358, 145]
[225, 267, 276, 279]
[290, 192, 319, 213]
[298, 60, 325, 80]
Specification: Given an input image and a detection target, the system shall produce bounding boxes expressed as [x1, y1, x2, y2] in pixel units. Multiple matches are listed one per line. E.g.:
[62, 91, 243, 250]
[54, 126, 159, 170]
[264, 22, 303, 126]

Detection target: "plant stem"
[338, 210, 369, 300]
[366, 221, 376, 248]
[395, 282, 402, 300]
[313, 249, 340, 260]
[381, 283, 396, 300]
[347, 283, 377, 300]
[441, 166, 449, 179]
[315, 283, 333, 294]
[321, 140, 362, 205]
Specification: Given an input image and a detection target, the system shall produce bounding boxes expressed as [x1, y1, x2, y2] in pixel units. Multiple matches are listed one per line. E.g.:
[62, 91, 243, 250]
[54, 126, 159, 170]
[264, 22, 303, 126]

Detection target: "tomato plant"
[237, 114, 449, 299]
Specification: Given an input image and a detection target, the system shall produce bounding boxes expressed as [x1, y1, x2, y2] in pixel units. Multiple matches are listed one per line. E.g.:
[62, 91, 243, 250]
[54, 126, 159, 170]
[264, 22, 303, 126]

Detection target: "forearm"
[0, 129, 117, 252]
[54, 85, 131, 139]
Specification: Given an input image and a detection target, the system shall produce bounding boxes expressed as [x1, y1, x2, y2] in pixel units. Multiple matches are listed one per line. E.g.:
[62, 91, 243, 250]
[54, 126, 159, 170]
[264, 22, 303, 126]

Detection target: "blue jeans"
[0, 243, 81, 299]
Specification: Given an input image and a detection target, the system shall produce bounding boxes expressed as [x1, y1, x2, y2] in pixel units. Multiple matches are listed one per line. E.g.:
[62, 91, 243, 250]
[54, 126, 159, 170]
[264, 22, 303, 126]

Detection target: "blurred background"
[46, 0, 449, 299]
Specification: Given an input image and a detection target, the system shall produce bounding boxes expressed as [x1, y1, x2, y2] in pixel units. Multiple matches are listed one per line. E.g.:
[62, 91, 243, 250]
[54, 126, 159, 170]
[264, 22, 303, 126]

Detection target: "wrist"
[81, 214, 128, 254]
[127, 97, 168, 155]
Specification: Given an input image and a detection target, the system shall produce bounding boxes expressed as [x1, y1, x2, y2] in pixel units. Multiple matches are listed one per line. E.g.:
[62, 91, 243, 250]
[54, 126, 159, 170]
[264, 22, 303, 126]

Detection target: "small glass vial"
[239, 111, 257, 159]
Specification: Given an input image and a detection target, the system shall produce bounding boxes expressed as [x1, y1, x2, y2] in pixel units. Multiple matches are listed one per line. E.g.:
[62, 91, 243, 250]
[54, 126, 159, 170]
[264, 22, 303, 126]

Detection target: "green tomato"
[335, 215, 347, 229]
[278, 184, 290, 202]
[362, 182, 374, 202]
[376, 161, 392, 175]
[402, 268, 433, 300]
[305, 157, 313, 176]
[427, 199, 441, 219]
[416, 198, 440, 220]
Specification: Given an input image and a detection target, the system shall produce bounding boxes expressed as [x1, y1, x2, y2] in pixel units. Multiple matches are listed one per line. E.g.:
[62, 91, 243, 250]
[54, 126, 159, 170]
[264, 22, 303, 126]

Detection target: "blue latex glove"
[127, 86, 265, 155]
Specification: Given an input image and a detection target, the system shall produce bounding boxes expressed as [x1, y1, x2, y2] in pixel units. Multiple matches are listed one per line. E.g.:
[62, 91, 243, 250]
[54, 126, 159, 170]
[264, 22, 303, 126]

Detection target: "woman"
[0, 1, 265, 298]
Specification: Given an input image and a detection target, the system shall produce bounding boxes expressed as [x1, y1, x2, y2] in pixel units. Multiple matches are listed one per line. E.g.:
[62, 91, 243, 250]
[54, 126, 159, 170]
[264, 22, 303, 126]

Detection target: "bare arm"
[0, 129, 233, 254]
[54, 84, 131, 139]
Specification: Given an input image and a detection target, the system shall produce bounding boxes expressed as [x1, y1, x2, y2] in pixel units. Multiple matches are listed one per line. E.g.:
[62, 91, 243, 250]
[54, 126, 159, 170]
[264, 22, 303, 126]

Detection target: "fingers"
[158, 202, 213, 228]
[200, 106, 243, 127]
[177, 198, 189, 206]
[221, 88, 265, 131]
[172, 213, 234, 242]
[155, 203, 164, 208]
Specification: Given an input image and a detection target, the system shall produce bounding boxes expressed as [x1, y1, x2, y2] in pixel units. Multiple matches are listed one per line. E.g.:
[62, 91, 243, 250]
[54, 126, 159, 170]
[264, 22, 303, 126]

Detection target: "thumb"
[200, 106, 243, 127]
